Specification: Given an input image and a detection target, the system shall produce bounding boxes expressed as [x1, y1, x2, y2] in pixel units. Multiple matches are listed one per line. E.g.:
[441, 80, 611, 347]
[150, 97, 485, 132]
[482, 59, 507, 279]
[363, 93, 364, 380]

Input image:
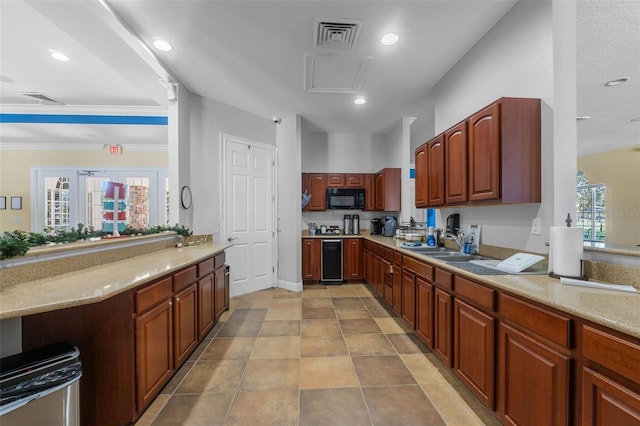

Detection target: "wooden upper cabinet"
[326, 173, 345, 188]
[468, 97, 541, 204]
[415, 143, 428, 208]
[426, 135, 445, 206]
[345, 174, 365, 188]
[305, 173, 327, 211]
[375, 168, 401, 211]
[364, 174, 376, 211]
[444, 121, 468, 204]
[468, 102, 501, 202]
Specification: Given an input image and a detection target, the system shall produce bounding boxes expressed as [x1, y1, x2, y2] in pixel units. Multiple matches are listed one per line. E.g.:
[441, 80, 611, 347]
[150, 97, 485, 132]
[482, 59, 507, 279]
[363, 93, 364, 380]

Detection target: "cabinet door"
[173, 284, 198, 368]
[468, 102, 500, 202]
[374, 255, 384, 296]
[415, 276, 434, 347]
[363, 249, 373, 284]
[383, 259, 393, 306]
[392, 264, 402, 314]
[582, 367, 640, 426]
[302, 239, 321, 280]
[415, 144, 428, 208]
[214, 266, 227, 320]
[454, 299, 495, 409]
[364, 174, 376, 211]
[401, 270, 416, 328]
[326, 173, 345, 187]
[136, 299, 173, 409]
[445, 122, 468, 204]
[302, 173, 310, 211]
[380, 168, 401, 211]
[375, 173, 384, 211]
[427, 135, 445, 206]
[307, 173, 327, 210]
[343, 238, 362, 279]
[198, 274, 214, 340]
[345, 174, 364, 188]
[434, 288, 453, 367]
[497, 323, 570, 426]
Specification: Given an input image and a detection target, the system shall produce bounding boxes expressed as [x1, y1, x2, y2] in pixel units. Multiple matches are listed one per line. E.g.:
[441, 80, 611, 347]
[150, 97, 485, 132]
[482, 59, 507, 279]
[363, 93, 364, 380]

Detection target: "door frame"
[220, 133, 278, 295]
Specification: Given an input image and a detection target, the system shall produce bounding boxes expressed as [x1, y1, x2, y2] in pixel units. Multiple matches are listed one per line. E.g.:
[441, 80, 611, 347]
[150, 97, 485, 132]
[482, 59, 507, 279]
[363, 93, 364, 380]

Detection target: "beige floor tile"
[422, 383, 487, 425]
[301, 335, 348, 357]
[400, 354, 450, 384]
[199, 337, 256, 360]
[134, 394, 169, 425]
[216, 320, 262, 337]
[386, 333, 428, 354]
[299, 388, 371, 426]
[226, 390, 298, 426]
[334, 306, 372, 319]
[264, 306, 302, 320]
[269, 297, 302, 308]
[367, 305, 394, 318]
[175, 359, 246, 394]
[344, 333, 396, 356]
[299, 356, 360, 389]
[363, 385, 445, 425]
[302, 306, 336, 319]
[250, 336, 300, 359]
[227, 308, 268, 322]
[374, 317, 408, 334]
[239, 359, 299, 391]
[302, 297, 333, 307]
[302, 288, 331, 298]
[273, 288, 301, 298]
[340, 318, 382, 334]
[259, 320, 300, 337]
[235, 298, 273, 309]
[301, 319, 342, 337]
[352, 355, 416, 386]
[327, 286, 360, 297]
[150, 393, 234, 426]
[332, 297, 365, 307]
[352, 284, 375, 297]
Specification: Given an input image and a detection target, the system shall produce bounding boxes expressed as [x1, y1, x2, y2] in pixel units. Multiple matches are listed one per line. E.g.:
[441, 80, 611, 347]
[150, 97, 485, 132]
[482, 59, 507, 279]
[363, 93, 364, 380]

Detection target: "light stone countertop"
[0, 241, 231, 320]
[305, 232, 640, 340]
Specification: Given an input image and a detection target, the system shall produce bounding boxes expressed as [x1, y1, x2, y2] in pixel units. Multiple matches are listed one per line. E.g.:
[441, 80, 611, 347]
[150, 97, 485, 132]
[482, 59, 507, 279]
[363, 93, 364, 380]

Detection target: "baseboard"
[277, 278, 302, 293]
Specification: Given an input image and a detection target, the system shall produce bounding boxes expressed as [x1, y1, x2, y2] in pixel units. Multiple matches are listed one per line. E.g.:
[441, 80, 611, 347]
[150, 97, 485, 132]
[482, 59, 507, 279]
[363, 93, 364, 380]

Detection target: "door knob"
[227, 237, 237, 242]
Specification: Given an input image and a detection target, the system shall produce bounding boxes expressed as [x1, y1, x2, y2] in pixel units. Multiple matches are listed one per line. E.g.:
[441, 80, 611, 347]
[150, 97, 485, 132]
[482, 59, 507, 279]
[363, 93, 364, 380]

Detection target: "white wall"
[188, 94, 276, 238]
[302, 131, 388, 172]
[432, 0, 554, 254]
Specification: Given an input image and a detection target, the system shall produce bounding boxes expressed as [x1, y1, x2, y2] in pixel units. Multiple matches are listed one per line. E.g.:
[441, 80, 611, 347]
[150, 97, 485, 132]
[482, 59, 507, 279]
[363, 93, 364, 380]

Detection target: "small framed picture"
[0, 196, 5, 210]
[11, 196, 22, 210]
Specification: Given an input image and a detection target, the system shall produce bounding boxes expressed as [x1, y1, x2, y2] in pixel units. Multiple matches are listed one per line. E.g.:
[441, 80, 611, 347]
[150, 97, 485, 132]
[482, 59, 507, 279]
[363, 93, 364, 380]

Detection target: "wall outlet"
[531, 218, 541, 235]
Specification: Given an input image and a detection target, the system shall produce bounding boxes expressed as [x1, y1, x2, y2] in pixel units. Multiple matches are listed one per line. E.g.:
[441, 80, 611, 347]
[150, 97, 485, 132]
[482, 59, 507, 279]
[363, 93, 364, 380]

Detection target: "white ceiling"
[0, 0, 638, 156]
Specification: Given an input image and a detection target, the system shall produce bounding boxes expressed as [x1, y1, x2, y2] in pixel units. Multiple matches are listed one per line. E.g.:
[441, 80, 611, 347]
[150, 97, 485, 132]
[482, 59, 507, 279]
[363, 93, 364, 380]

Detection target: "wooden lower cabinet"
[582, 367, 640, 426]
[497, 323, 570, 426]
[302, 238, 321, 280]
[434, 288, 453, 367]
[214, 266, 227, 320]
[173, 284, 198, 368]
[136, 298, 174, 410]
[343, 238, 363, 280]
[415, 276, 434, 347]
[392, 264, 403, 314]
[401, 270, 416, 328]
[198, 274, 215, 339]
[454, 299, 495, 409]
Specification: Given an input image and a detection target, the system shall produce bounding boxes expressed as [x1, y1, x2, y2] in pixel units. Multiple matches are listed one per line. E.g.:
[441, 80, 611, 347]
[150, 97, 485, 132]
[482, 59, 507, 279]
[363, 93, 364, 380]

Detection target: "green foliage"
[0, 223, 192, 260]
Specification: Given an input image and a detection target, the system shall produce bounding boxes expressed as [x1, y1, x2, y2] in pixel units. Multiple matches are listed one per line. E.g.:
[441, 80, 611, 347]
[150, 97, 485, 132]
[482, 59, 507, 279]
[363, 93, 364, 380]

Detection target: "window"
[33, 168, 168, 233]
[576, 171, 605, 242]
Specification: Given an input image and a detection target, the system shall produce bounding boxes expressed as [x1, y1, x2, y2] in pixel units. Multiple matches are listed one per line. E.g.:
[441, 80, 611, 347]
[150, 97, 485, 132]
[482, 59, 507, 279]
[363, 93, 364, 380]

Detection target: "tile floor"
[135, 283, 501, 425]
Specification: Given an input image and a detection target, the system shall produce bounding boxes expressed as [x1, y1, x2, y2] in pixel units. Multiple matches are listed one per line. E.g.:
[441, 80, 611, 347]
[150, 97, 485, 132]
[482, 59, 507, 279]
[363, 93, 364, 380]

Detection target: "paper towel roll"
[549, 226, 583, 277]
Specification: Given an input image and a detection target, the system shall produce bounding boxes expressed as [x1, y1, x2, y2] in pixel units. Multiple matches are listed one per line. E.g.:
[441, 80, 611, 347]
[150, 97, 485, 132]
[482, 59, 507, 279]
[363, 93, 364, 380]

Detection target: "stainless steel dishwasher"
[321, 239, 343, 283]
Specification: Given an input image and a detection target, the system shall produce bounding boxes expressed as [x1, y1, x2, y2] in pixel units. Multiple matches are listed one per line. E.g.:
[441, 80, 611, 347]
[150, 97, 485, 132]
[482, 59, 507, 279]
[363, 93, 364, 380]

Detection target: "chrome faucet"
[445, 229, 465, 252]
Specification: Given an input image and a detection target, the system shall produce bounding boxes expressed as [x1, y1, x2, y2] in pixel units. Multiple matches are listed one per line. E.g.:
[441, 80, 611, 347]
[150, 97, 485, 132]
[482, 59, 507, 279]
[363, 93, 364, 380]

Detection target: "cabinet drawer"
[499, 293, 571, 348]
[326, 173, 345, 187]
[198, 258, 214, 277]
[174, 266, 197, 292]
[434, 268, 453, 291]
[403, 256, 434, 281]
[583, 325, 640, 383]
[384, 248, 394, 262]
[393, 251, 403, 266]
[136, 276, 173, 313]
[376, 244, 385, 257]
[363, 240, 376, 252]
[454, 276, 495, 311]
[214, 252, 226, 269]
[345, 174, 364, 187]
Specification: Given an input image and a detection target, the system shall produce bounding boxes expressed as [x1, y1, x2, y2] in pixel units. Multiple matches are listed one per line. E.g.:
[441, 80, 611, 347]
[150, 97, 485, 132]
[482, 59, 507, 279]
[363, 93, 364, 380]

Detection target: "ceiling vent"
[17, 92, 64, 105]
[315, 19, 363, 49]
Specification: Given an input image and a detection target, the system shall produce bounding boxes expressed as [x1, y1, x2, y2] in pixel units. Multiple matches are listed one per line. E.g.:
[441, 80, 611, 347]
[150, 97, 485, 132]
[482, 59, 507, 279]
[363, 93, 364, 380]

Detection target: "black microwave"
[326, 188, 365, 210]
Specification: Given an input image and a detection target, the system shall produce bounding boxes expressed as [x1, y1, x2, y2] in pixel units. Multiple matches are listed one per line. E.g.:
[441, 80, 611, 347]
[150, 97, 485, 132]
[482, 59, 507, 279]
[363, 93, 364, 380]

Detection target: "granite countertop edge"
[0, 241, 231, 320]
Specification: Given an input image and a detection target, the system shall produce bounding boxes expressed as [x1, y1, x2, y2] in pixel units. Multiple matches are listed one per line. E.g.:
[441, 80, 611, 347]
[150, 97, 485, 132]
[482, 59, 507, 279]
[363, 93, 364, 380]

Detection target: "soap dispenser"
[426, 227, 436, 246]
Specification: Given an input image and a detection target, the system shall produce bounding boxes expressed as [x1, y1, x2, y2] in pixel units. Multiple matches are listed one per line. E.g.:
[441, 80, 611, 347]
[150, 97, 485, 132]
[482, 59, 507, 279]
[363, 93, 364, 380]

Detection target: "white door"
[223, 135, 276, 297]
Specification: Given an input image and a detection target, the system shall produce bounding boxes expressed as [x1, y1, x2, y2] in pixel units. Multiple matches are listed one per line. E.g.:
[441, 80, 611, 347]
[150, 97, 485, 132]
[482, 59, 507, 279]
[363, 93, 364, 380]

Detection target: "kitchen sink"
[428, 254, 491, 262]
[401, 246, 456, 254]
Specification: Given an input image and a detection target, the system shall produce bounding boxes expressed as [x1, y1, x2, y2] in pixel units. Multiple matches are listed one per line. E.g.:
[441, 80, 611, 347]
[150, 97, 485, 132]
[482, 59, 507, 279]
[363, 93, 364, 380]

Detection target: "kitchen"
[1, 0, 640, 425]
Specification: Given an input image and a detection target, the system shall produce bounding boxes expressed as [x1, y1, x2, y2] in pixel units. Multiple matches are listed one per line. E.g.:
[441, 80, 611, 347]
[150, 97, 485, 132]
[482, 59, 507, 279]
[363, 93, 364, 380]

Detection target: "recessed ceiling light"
[381, 33, 399, 46]
[576, 116, 591, 121]
[604, 77, 628, 86]
[49, 50, 69, 62]
[353, 96, 366, 105]
[153, 39, 173, 52]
